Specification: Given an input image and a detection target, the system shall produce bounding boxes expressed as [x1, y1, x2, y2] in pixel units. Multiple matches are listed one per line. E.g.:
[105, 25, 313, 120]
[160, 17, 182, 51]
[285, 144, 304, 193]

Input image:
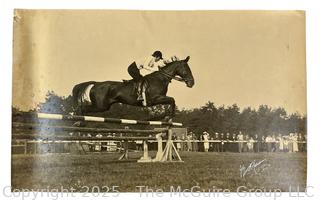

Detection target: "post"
[153, 133, 163, 162]
[137, 140, 152, 162]
[168, 127, 173, 161]
[159, 120, 183, 162]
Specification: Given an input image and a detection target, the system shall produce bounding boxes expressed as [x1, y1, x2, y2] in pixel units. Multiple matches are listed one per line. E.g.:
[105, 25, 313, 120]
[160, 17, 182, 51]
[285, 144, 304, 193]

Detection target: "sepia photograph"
[11, 10, 307, 193]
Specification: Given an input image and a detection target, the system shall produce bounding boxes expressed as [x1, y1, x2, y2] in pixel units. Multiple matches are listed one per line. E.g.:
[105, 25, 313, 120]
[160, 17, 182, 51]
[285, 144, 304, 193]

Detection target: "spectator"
[231, 133, 238, 152]
[203, 131, 209, 152]
[220, 133, 225, 152]
[180, 134, 186, 151]
[237, 131, 244, 153]
[265, 135, 273, 152]
[293, 133, 299, 152]
[277, 134, 284, 152]
[224, 133, 229, 152]
[176, 135, 181, 151]
[209, 133, 214, 152]
[253, 134, 261, 152]
[186, 132, 192, 151]
[288, 133, 294, 152]
[213, 133, 220, 152]
[242, 134, 249, 152]
[247, 137, 255, 152]
[298, 133, 305, 152]
[198, 133, 204, 152]
[261, 135, 266, 152]
[283, 136, 289, 152]
[192, 133, 198, 152]
[271, 134, 277, 152]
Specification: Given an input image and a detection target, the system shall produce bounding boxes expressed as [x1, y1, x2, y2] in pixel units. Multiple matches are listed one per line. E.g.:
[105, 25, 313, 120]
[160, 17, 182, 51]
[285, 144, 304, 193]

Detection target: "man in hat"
[127, 51, 174, 101]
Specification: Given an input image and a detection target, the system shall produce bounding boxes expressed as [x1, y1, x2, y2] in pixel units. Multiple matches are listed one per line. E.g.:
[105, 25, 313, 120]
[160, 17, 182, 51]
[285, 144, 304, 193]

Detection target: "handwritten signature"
[239, 159, 270, 178]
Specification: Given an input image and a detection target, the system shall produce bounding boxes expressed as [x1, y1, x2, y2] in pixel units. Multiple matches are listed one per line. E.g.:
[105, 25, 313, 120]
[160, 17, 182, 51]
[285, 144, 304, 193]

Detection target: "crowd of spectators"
[172, 131, 307, 153]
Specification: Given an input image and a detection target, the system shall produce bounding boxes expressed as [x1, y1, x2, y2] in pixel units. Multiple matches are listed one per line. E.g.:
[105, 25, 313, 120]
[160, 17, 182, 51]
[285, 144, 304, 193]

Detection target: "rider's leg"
[128, 62, 139, 79]
[137, 81, 143, 101]
[128, 62, 143, 100]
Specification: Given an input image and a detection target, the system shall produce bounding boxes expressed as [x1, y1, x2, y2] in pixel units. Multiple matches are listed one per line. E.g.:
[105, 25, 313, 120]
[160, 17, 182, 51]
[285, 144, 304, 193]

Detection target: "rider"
[127, 51, 170, 101]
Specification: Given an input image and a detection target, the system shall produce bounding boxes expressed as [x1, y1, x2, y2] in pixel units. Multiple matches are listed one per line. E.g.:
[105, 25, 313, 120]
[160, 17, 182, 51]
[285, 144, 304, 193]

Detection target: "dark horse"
[72, 56, 194, 118]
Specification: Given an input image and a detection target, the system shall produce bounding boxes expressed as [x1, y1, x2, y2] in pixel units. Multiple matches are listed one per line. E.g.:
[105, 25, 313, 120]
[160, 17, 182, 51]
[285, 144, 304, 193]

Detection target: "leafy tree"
[13, 91, 307, 136]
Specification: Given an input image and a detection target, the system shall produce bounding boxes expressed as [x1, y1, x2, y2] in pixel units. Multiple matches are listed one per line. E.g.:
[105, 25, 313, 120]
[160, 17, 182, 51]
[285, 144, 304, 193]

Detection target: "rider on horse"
[127, 51, 178, 101]
[72, 55, 193, 118]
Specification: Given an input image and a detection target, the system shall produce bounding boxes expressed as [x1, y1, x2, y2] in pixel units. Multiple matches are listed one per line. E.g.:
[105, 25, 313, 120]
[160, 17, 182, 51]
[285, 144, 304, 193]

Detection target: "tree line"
[12, 91, 306, 137]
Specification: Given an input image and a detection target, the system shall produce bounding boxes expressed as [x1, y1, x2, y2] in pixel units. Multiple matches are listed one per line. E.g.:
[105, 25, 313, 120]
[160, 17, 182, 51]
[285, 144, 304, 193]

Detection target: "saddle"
[123, 78, 149, 106]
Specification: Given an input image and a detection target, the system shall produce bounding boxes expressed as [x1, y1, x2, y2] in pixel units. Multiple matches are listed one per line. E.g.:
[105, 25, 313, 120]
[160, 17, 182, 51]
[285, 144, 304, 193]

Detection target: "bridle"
[158, 62, 193, 83]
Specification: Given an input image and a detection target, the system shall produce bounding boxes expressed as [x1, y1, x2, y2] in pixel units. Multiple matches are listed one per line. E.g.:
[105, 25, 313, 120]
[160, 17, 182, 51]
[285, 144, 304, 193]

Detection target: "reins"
[158, 70, 185, 82]
[158, 62, 193, 83]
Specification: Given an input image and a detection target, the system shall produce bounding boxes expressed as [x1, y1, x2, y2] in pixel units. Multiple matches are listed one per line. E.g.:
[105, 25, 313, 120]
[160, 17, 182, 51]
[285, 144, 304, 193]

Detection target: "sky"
[12, 10, 306, 114]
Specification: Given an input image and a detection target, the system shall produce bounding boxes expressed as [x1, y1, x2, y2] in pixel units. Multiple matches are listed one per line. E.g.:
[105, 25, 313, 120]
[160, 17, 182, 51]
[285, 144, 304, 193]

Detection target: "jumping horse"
[72, 56, 194, 119]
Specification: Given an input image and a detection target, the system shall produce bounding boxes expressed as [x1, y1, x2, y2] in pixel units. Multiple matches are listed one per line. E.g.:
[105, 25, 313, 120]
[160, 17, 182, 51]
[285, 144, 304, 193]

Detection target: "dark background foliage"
[12, 91, 306, 137]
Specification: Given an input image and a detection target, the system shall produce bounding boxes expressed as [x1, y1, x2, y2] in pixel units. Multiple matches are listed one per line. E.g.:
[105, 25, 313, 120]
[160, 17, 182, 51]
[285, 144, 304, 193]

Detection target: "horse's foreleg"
[170, 99, 176, 117]
[151, 96, 176, 118]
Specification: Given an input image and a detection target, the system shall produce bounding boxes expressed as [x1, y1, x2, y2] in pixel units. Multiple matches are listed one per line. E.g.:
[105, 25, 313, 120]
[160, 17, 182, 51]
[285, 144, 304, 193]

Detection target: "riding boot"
[137, 81, 144, 101]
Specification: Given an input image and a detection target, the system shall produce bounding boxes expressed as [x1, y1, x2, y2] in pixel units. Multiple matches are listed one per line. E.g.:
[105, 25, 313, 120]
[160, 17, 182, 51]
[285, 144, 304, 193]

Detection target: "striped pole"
[13, 122, 168, 134]
[37, 113, 183, 127]
[12, 134, 156, 141]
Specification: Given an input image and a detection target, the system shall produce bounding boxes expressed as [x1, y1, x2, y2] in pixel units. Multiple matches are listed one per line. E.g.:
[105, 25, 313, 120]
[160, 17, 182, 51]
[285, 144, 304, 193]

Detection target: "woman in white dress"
[186, 133, 192, 151]
[203, 132, 210, 152]
[278, 134, 284, 152]
[288, 133, 294, 152]
[247, 137, 254, 152]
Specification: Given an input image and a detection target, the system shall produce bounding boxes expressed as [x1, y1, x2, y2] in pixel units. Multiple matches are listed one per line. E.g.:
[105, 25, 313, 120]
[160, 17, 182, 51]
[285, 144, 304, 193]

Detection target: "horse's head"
[175, 56, 195, 88]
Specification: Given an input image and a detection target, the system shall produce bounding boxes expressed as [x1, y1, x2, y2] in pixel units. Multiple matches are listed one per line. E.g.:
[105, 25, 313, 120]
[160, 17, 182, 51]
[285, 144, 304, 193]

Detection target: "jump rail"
[13, 122, 168, 134]
[13, 113, 184, 163]
[12, 134, 156, 141]
[37, 113, 183, 127]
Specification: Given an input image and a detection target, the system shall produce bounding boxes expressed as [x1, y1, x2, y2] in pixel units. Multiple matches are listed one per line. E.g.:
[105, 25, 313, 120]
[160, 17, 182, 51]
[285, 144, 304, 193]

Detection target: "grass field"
[11, 151, 307, 192]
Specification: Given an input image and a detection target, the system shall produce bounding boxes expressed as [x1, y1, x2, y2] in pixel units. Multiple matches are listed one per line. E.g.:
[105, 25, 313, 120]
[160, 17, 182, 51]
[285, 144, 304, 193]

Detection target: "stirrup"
[137, 96, 144, 101]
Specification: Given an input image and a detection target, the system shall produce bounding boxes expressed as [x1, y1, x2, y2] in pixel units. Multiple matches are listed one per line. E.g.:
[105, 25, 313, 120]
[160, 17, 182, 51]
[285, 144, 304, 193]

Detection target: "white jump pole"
[159, 120, 183, 162]
[137, 140, 152, 162]
[153, 133, 164, 162]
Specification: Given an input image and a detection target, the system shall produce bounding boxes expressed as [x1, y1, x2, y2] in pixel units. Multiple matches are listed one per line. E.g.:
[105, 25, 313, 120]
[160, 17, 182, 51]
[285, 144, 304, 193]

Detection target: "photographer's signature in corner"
[240, 159, 270, 178]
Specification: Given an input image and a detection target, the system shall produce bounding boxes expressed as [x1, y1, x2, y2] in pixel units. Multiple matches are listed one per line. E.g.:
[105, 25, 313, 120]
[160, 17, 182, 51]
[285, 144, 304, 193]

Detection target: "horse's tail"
[72, 81, 96, 114]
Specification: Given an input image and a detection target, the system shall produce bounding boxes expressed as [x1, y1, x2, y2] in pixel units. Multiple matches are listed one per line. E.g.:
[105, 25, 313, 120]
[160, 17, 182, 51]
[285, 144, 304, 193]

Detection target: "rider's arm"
[163, 58, 171, 64]
[143, 66, 157, 72]
[143, 56, 155, 69]
[157, 59, 167, 68]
